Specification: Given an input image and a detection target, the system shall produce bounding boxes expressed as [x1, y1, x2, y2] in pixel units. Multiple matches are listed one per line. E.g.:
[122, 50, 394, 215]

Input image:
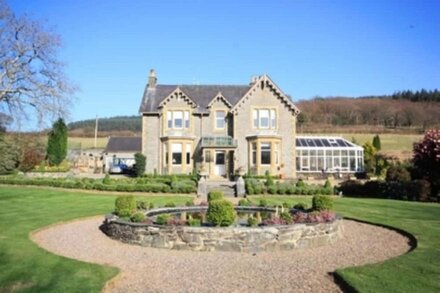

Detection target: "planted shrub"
[115, 196, 136, 217]
[164, 202, 176, 208]
[312, 195, 333, 211]
[238, 199, 251, 206]
[247, 216, 258, 227]
[103, 174, 111, 185]
[131, 212, 145, 223]
[133, 153, 146, 177]
[265, 176, 274, 187]
[188, 218, 201, 227]
[149, 202, 155, 209]
[293, 202, 308, 210]
[208, 190, 224, 202]
[324, 180, 332, 189]
[282, 202, 290, 208]
[185, 200, 193, 207]
[258, 199, 268, 207]
[410, 179, 431, 201]
[296, 179, 306, 188]
[136, 199, 149, 210]
[206, 200, 236, 226]
[267, 185, 277, 194]
[280, 211, 293, 224]
[155, 214, 171, 225]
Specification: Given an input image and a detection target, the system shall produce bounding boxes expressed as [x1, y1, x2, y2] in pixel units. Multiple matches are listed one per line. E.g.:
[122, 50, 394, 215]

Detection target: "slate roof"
[105, 137, 142, 152]
[139, 84, 251, 113]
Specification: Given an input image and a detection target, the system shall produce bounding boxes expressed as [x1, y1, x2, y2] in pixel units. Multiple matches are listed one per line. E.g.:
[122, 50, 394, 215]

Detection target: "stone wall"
[103, 215, 342, 252]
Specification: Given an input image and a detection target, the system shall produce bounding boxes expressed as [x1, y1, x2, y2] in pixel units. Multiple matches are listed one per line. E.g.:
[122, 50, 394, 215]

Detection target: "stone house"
[139, 69, 300, 179]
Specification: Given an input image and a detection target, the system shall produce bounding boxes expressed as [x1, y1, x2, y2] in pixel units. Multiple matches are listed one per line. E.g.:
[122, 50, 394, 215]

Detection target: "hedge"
[245, 178, 333, 196]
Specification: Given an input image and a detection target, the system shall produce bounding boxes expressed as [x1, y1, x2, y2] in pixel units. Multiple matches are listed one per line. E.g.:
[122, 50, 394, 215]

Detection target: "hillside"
[296, 89, 440, 134]
[68, 115, 141, 136]
[67, 89, 439, 135]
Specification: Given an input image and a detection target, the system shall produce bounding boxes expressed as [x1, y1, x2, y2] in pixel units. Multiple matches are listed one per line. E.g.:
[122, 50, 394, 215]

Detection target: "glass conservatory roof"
[296, 136, 363, 149]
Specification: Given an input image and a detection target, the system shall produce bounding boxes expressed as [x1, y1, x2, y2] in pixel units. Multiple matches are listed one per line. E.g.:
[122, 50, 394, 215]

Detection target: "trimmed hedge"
[0, 175, 195, 194]
[245, 178, 333, 196]
[338, 179, 433, 202]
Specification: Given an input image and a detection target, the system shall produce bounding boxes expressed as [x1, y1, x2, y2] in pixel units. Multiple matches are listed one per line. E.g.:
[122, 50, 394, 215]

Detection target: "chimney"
[148, 69, 157, 88]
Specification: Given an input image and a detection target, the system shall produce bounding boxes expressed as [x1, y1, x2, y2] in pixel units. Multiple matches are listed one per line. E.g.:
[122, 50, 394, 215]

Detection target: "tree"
[413, 129, 440, 198]
[133, 153, 146, 177]
[0, 134, 19, 174]
[373, 134, 381, 150]
[46, 118, 67, 166]
[0, 1, 76, 126]
[363, 142, 377, 174]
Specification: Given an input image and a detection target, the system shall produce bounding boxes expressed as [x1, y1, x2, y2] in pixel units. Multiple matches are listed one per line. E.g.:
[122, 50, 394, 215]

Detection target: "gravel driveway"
[32, 217, 411, 292]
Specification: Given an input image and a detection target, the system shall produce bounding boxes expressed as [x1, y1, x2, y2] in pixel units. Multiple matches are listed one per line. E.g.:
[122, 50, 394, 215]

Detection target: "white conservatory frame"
[296, 136, 364, 173]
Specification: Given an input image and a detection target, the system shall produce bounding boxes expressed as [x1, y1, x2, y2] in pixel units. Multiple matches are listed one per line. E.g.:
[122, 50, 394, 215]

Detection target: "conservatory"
[295, 136, 364, 173]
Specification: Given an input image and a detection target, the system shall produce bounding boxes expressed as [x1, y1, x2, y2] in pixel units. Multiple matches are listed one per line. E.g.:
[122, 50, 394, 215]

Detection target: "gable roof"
[139, 84, 250, 113]
[105, 137, 142, 153]
[138, 75, 299, 115]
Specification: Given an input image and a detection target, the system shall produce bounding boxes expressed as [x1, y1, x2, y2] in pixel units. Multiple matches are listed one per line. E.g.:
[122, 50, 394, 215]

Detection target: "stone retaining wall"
[102, 215, 342, 252]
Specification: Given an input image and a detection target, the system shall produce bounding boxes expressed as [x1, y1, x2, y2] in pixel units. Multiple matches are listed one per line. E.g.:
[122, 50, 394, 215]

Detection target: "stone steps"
[206, 182, 236, 197]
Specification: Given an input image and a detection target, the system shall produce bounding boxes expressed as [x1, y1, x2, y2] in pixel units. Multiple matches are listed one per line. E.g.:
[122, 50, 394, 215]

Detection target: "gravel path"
[32, 217, 411, 292]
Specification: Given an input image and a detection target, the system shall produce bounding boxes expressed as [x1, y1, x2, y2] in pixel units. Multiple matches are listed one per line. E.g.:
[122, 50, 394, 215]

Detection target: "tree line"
[68, 115, 141, 132]
[297, 89, 440, 130]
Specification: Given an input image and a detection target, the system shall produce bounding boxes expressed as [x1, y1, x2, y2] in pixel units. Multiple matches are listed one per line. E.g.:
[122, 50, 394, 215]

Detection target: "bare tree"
[0, 0, 76, 127]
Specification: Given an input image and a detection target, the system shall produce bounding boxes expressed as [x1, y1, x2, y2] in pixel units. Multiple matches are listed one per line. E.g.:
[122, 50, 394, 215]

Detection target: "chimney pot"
[149, 69, 157, 88]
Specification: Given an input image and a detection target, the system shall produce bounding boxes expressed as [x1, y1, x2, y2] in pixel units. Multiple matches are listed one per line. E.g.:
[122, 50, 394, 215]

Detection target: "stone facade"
[139, 71, 300, 178]
[103, 215, 342, 252]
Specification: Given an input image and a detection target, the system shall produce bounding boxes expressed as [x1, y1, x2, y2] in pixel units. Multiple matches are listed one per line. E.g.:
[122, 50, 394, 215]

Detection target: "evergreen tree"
[372, 134, 381, 151]
[0, 135, 20, 174]
[46, 118, 68, 166]
[133, 153, 146, 177]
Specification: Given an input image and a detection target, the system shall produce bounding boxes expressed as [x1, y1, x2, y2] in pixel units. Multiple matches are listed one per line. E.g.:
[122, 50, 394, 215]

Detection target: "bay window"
[261, 143, 271, 165]
[172, 143, 182, 165]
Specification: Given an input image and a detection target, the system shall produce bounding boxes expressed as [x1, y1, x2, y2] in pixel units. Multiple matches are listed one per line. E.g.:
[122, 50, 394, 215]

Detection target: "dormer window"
[253, 108, 277, 129]
[167, 110, 190, 129]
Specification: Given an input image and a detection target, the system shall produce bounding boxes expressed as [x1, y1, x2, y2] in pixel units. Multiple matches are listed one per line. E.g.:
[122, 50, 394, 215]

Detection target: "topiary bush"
[296, 179, 306, 188]
[103, 174, 111, 185]
[131, 212, 145, 223]
[206, 200, 236, 226]
[312, 195, 334, 211]
[208, 190, 224, 202]
[136, 199, 149, 210]
[115, 196, 136, 217]
[324, 179, 332, 189]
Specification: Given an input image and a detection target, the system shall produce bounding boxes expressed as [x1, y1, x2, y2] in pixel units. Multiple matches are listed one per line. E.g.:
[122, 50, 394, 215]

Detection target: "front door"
[214, 151, 226, 177]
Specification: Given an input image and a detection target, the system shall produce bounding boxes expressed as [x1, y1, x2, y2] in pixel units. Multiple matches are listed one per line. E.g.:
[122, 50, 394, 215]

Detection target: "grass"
[0, 186, 192, 292]
[68, 137, 108, 149]
[339, 133, 422, 152]
[250, 195, 440, 292]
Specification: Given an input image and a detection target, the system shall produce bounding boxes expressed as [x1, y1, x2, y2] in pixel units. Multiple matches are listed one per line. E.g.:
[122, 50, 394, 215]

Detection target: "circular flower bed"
[102, 194, 342, 252]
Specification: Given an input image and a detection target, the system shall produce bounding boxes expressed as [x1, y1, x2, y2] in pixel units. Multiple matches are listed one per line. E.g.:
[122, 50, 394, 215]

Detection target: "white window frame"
[215, 110, 226, 129]
[167, 110, 190, 129]
[252, 109, 277, 129]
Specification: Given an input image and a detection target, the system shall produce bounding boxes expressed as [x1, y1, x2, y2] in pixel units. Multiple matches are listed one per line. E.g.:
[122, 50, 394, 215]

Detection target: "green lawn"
[250, 195, 440, 292]
[0, 186, 192, 292]
[339, 133, 422, 152]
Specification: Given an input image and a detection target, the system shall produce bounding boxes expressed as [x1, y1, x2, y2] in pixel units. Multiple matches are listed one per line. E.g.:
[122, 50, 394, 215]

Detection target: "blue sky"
[8, 0, 440, 125]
